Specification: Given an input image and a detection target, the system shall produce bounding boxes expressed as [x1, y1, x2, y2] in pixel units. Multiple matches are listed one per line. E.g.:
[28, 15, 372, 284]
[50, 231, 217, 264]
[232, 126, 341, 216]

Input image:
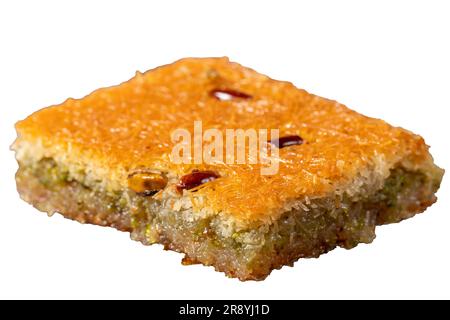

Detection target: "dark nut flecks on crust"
[270, 135, 304, 148]
[177, 170, 220, 193]
[128, 171, 168, 196]
[210, 88, 252, 101]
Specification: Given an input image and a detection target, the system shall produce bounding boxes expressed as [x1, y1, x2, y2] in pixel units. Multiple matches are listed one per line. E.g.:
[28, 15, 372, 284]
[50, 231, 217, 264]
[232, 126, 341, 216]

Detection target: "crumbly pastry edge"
[12, 134, 443, 233]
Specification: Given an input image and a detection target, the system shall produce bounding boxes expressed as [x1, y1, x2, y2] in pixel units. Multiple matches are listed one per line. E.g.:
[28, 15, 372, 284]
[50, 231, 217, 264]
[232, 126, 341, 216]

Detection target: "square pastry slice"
[13, 57, 443, 280]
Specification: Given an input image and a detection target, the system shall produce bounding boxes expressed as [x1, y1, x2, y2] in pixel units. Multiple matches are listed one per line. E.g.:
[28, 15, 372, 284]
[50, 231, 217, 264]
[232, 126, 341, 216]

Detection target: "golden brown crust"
[15, 57, 437, 224]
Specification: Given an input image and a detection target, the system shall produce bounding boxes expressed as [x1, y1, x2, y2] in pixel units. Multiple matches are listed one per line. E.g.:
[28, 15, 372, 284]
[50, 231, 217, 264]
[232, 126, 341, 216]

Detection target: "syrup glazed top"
[15, 57, 433, 225]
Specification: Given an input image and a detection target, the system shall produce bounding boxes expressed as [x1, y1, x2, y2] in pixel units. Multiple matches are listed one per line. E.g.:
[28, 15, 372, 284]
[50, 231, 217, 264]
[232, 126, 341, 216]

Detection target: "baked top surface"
[15, 57, 433, 223]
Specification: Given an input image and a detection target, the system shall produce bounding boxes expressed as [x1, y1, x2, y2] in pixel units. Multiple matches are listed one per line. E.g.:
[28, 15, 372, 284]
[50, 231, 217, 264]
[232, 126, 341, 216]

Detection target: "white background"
[1, 0, 449, 299]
